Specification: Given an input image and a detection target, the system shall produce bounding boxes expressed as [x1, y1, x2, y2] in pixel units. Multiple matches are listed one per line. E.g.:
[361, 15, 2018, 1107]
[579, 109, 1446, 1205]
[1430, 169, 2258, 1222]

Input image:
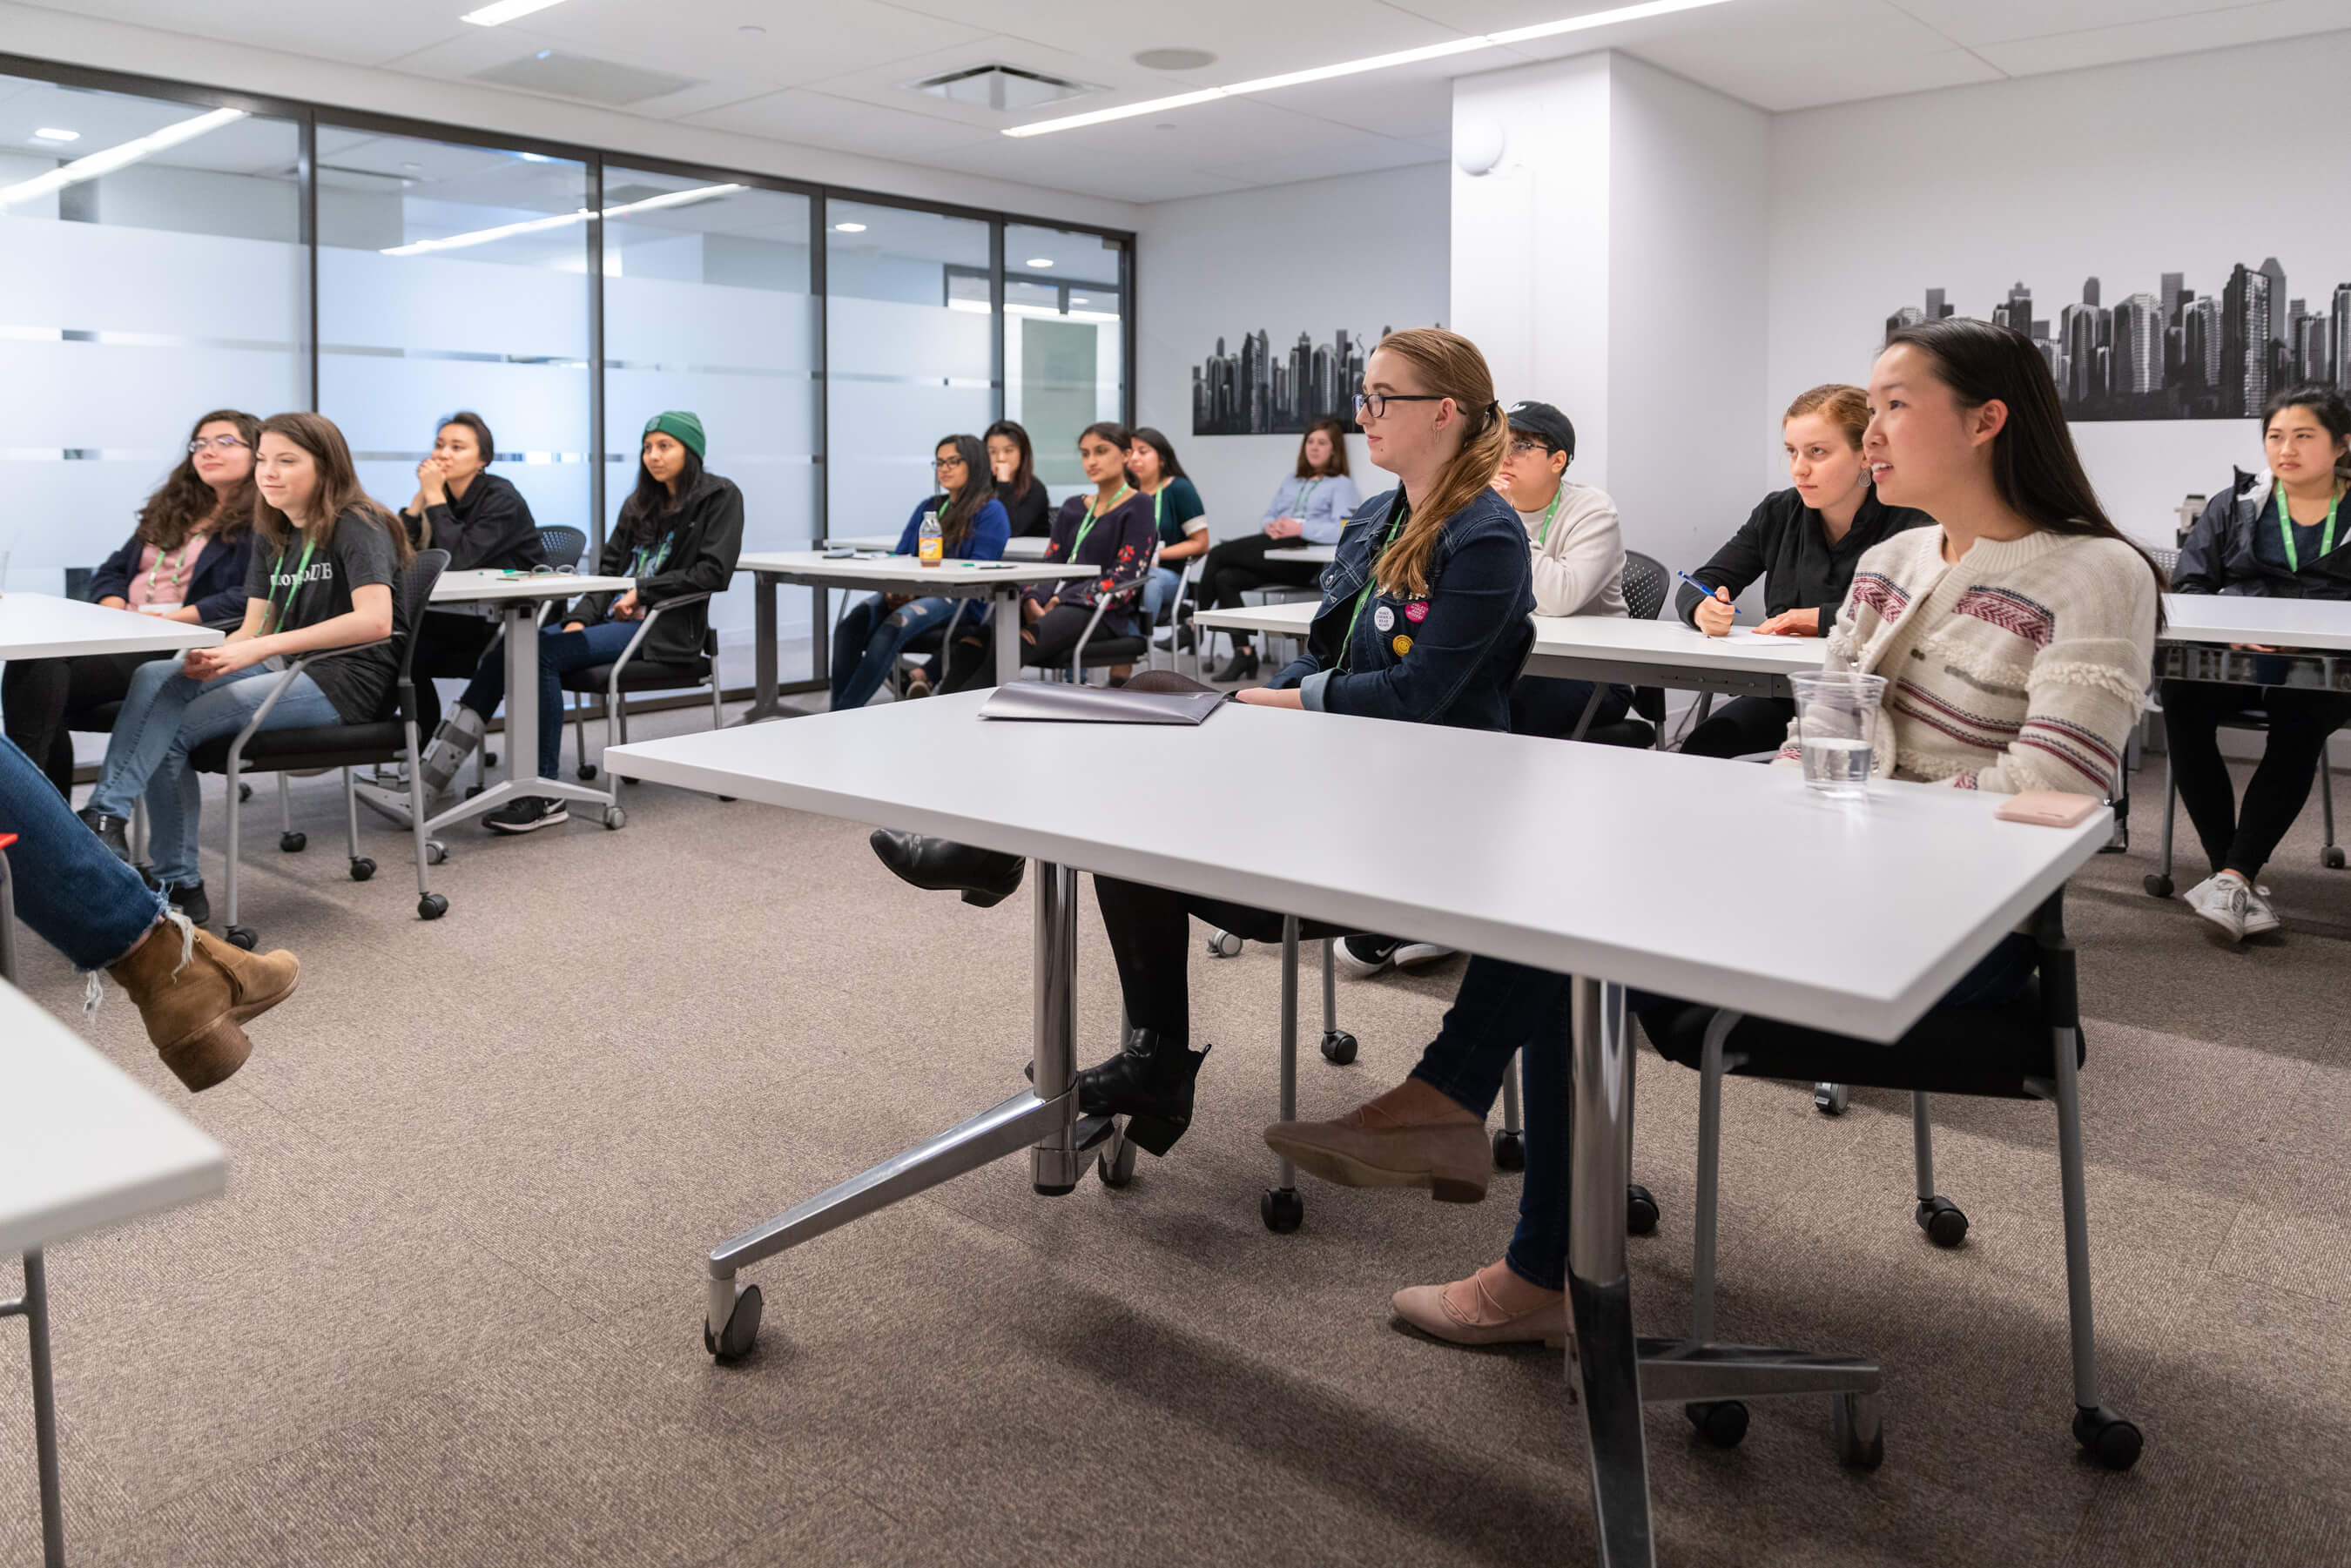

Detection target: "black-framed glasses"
[933, 456, 967, 471]
[188, 434, 249, 454]
[1352, 391, 1445, 420]
[1506, 437, 1555, 458]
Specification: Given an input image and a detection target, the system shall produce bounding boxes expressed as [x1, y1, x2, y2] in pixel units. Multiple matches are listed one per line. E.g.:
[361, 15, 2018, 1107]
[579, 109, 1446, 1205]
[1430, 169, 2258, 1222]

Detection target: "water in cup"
[1789, 671, 1887, 800]
[1802, 736, 1873, 793]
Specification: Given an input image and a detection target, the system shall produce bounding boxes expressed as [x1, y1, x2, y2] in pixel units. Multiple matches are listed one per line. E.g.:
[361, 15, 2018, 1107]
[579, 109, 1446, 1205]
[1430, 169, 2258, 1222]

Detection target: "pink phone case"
[1994, 791, 2105, 827]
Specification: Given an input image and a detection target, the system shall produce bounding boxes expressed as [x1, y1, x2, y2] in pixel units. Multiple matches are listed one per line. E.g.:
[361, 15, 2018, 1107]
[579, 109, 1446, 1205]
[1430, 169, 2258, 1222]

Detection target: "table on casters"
[606, 693, 2112, 1566]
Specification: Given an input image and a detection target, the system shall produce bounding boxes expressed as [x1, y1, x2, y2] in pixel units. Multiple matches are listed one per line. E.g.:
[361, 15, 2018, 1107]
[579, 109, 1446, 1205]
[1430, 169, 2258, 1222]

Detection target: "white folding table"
[822, 534, 1054, 562]
[604, 694, 2110, 1565]
[2, 982, 226, 1567]
[735, 551, 1098, 721]
[2155, 591, 2351, 687]
[0, 594, 224, 662]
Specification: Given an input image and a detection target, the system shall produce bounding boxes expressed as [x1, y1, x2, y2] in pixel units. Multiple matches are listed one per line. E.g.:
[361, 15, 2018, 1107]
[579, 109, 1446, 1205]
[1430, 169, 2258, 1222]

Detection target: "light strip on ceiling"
[382, 183, 742, 257]
[0, 107, 247, 208]
[1002, 0, 1735, 137]
[460, 0, 572, 25]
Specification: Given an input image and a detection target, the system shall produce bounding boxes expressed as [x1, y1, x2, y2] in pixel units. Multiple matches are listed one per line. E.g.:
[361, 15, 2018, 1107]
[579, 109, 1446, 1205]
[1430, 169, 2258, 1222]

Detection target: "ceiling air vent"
[471, 51, 701, 107]
[908, 65, 1092, 112]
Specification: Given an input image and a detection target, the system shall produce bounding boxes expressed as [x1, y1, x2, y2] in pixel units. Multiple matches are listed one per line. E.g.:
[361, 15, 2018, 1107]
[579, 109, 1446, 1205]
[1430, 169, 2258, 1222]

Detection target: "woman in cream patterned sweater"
[1782, 316, 2164, 797]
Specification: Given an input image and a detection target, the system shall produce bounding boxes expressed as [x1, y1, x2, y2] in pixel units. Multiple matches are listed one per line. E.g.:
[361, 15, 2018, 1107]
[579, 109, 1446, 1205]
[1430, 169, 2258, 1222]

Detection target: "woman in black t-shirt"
[77, 413, 411, 923]
[986, 420, 1051, 537]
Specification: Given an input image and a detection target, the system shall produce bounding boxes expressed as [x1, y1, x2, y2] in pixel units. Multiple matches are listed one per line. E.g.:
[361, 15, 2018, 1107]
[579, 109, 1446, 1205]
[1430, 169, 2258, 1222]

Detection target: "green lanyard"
[1533, 488, 1564, 548]
[1292, 478, 1318, 522]
[1152, 483, 1166, 536]
[1338, 501, 1411, 663]
[1070, 484, 1131, 560]
[2276, 484, 2341, 574]
[264, 536, 319, 634]
[148, 542, 192, 594]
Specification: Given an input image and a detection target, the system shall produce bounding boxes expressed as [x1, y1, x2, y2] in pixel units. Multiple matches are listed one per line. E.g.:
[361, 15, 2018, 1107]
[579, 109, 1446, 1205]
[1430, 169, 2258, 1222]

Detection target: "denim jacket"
[1269, 485, 1534, 730]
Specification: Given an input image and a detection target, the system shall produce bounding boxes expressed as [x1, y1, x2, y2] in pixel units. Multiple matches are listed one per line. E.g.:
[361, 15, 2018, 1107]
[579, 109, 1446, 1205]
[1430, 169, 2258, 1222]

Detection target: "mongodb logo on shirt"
[274, 562, 333, 588]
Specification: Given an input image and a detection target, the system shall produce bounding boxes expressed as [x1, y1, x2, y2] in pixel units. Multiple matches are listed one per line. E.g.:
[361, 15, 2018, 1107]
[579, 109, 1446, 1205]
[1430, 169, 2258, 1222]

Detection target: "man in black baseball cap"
[1502, 400, 1576, 461]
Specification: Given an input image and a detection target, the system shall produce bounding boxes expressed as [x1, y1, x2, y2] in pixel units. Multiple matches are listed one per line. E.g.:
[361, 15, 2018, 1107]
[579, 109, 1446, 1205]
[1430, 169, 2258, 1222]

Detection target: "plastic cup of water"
[1789, 671, 1886, 798]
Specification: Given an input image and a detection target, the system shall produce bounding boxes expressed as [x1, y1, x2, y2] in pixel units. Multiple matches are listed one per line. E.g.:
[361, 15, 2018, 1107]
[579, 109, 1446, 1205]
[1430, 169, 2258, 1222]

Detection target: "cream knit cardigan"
[1776, 526, 2158, 795]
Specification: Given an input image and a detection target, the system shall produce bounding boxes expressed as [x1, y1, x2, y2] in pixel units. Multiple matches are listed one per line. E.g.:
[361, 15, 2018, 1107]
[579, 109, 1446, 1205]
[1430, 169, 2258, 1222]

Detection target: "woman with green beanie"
[421, 412, 744, 833]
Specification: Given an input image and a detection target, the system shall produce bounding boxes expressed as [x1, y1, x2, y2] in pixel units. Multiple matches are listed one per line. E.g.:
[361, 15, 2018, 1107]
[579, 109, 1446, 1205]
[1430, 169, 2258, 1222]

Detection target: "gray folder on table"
[979, 683, 1229, 725]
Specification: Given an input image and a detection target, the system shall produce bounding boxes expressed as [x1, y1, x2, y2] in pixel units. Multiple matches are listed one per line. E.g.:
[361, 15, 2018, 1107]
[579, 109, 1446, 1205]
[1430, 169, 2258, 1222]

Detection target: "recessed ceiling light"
[1071, 295, 1090, 304]
[1025, 258, 1054, 268]
[516, 151, 553, 163]
[833, 221, 866, 232]
[1007, 0, 1736, 137]
[460, 0, 573, 25]
[1134, 48, 1216, 71]
[739, 23, 765, 34]
[31, 127, 78, 142]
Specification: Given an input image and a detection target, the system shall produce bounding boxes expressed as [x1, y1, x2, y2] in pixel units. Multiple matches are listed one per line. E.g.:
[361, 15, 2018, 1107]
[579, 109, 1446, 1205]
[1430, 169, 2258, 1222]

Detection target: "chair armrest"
[610, 590, 717, 677]
[1069, 576, 1149, 676]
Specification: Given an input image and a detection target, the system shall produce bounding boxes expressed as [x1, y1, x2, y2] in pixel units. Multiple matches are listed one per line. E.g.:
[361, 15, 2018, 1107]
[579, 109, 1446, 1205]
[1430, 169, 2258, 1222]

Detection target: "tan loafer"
[1393, 1260, 1570, 1348]
[1264, 1109, 1492, 1202]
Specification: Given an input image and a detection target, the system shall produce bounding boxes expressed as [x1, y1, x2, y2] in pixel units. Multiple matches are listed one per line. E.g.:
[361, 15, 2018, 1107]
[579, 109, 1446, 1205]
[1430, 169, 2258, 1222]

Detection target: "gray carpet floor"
[5, 705, 2349, 1567]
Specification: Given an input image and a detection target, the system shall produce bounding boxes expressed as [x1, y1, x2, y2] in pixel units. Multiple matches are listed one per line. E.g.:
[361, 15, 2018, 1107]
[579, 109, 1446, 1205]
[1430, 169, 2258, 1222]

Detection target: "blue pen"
[1675, 569, 1729, 608]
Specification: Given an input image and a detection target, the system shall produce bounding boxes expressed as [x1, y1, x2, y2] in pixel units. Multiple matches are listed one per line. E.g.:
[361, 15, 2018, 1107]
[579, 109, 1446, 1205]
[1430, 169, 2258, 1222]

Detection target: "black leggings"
[1, 650, 164, 797]
[1197, 535, 1324, 649]
[1094, 876, 1348, 1043]
[410, 610, 499, 737]
[1681, 694, 1796, 760]
[940, 604, 1115, 692]
[2161, 680, 2351, 878]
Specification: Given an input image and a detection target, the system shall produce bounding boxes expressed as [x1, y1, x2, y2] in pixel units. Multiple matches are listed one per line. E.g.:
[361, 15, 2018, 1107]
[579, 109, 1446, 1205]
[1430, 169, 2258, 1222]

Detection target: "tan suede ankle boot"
[106, 918, 300, 1091]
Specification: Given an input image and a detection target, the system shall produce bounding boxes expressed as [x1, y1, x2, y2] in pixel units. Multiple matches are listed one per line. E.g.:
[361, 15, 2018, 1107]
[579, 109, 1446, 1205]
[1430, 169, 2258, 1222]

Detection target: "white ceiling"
[13, 0, 2351, 204]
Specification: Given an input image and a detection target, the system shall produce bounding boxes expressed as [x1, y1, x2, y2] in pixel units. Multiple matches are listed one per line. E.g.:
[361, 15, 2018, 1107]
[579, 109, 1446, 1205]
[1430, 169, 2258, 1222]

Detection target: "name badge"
[1374, 605, 1395, 633]
[138, 601, 183, 616]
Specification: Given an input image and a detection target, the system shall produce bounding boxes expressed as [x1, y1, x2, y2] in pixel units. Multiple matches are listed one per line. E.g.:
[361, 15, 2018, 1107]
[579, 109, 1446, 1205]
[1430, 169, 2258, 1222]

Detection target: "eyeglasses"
[526, 563, 578, 575]
[933, 457, 967, 471]
[1506, 437, 1555, 458]
[188, 435, 249, 454]
[1352, 391, 1445, 420]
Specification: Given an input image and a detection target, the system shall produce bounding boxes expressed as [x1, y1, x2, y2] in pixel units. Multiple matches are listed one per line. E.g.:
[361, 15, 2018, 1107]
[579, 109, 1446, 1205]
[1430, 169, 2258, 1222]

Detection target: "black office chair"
[1064, 577, 1151, 683]
[190, 550, 451, 949]
[1636, 892, 2142, 1470]
[1580, 549, 1669, 750]
[563, 592, 725, 782]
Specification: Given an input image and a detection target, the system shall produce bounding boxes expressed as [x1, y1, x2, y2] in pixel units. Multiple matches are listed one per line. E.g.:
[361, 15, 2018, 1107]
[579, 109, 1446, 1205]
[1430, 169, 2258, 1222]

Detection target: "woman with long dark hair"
[2165, 385, 2351, 941]
[829, 433, 1009, 710]
[1271, 317, 2162, 1349]
[1194, 415, 1362, 682]
[398, 410, 548, 740]
[77, 413, 413, 926]
[422, 412, 743, 835]
[4, 409, 261, 797]
[985, 420, 1050, 538]
[1128, 426, 1209, 628]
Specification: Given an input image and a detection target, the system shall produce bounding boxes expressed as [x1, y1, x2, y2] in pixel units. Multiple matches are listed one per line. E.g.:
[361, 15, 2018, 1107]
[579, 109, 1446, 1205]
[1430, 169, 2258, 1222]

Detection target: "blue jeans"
[89, 655, 340, 888]
[0, 735, 167, 970]
[1142, 565, 1182, 625]
[456, 620, 640, 780]
[1410, 933, 2040, 1293]
[831, 594, 961, 710]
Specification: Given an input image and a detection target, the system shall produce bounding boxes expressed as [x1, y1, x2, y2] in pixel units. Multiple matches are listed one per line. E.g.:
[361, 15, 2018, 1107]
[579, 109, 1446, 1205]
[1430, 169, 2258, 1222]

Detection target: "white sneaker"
[1336, 934, 1400, 977]
[1392, 942, 1457, 967]
[2183, 874, 2248, 943]
[2241, 882, 2281, 937]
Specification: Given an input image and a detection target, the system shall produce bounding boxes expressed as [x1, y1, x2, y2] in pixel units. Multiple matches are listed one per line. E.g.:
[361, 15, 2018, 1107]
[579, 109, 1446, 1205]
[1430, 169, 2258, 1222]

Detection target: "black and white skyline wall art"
[1887, 259, 2351, 421]
[1190, 326, 1393, 436]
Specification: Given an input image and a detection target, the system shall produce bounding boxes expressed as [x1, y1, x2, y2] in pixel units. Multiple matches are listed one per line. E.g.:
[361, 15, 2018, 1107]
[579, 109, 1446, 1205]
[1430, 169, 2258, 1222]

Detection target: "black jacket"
[569, 472, 745, 666]
[401, 471, 547, 573]
[999, 479, 1052, 538]
[2175, 470, 2351, 601]
[1674, 488, 1932, 629]
[89, 528, 255, 626]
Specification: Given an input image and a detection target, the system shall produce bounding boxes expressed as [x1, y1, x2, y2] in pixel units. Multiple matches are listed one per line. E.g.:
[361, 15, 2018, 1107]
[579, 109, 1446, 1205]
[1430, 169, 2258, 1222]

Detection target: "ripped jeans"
[830, 594, 964, 710]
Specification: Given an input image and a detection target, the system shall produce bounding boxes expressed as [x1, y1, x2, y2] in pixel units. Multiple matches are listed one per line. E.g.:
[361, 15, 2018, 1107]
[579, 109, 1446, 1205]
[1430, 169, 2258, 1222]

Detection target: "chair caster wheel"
[418, 893, 448, 920]
[226, 925, 257, 951]
[1686, 1400, 1748, 1448]
[2327, 846, 2346, 870]
[348, 857, 374, 881]
[1626, 1182, 1660, 1236]
[1814, 1081, 1849, 1115]
[577, 764, 598, 781]
[1492, 1130, 1525, 1172]
[280, 831, 306, 853]
[1319, 1029, 1357, 1065]
[1205, 930, 1243, 959]
[603, 806, 626, 830]
[238, 782, 253, 803]
[1834, 1390, 1885, 1470]
[425, 840, 448, 865]
[1097, 1132, 1137, 1189]
[2143, 872, 2173, 898]
[2072, 1404, 2143, 1470]
[704, 1282, 762, 1363]
[1261, 1187, 1303, 1233]
[1916, 1195, 1969, 1248]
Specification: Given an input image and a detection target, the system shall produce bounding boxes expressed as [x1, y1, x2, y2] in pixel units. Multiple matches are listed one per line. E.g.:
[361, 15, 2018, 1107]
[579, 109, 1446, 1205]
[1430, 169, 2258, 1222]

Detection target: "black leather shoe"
[77, 807, 131, 863]
[1208, 649, 1259, 683]
[166, 879, 210, 927]
[869, 829, 1025, 908]
[1074, 1028, 1211, 1156]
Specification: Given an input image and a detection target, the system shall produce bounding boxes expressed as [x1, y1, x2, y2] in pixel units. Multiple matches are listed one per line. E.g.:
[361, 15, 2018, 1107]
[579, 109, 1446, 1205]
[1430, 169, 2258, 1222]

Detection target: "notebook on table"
[979, 671, 1229, 726]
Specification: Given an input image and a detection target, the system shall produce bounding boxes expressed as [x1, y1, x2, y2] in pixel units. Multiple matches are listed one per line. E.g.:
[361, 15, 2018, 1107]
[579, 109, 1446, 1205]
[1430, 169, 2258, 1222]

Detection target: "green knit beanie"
[643, 410, 706, 461]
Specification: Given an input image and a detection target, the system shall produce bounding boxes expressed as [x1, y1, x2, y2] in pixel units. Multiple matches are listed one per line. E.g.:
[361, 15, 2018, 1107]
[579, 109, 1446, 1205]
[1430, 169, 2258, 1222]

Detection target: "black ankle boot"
[869, 829, 1025, 907]
[77, 807, 131, 863]
[1208, 649, 1258, 683]
[1074, 1029, 1210, 1156]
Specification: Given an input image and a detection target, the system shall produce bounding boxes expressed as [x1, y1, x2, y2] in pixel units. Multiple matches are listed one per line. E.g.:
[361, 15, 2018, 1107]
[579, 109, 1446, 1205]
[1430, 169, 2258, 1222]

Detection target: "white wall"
[1135, 163, 1451, 537]
[1770, 30, 2351, 548]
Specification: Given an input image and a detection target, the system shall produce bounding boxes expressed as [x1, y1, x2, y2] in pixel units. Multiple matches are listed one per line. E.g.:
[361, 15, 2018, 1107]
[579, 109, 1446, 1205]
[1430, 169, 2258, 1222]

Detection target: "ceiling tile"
[1885, 0, 2280, 50]
[482, 0, 995, 91]
[29, 0, 461, 67]
[1968, 0, 2351, 75]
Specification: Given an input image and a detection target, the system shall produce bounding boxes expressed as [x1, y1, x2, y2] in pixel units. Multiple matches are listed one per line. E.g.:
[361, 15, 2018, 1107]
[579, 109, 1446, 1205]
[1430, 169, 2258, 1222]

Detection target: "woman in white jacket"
[1490, 400, 1631, 737]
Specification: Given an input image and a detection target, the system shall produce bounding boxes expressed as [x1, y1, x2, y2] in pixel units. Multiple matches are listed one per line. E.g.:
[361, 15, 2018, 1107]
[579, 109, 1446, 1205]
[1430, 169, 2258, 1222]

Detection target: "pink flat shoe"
[1392, 1259, 1570, 1348]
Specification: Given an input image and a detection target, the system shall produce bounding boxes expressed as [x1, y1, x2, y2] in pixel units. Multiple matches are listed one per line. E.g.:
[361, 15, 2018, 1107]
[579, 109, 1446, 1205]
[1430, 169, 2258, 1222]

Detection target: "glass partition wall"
[0, 55, 1133, 691]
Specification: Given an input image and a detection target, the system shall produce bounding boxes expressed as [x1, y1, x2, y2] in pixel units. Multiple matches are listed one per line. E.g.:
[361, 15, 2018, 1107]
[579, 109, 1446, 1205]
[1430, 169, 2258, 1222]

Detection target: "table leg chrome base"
[1568, 1273, 1654, 1568]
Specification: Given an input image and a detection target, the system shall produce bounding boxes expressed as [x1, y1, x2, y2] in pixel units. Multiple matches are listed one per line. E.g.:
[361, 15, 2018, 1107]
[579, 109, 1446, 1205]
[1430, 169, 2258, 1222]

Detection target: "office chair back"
[1622, 550, 1669, 622]
[538, 526, 589, 572]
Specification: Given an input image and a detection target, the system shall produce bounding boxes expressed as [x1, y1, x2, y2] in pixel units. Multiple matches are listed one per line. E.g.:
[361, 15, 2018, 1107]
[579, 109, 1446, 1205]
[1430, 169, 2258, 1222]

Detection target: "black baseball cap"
[1505, 400, 1576, 462]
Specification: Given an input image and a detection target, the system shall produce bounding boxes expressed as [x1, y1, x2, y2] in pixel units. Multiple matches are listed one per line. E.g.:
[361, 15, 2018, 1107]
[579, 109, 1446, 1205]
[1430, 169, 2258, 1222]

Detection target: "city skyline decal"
[1887, 259, 2351, 421]
[1191, 326, 1399, 437]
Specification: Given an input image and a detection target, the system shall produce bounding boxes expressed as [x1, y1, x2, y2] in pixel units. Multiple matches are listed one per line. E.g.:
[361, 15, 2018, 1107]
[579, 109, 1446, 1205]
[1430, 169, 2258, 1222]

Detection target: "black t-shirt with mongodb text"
[242, 508, 402, 723]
